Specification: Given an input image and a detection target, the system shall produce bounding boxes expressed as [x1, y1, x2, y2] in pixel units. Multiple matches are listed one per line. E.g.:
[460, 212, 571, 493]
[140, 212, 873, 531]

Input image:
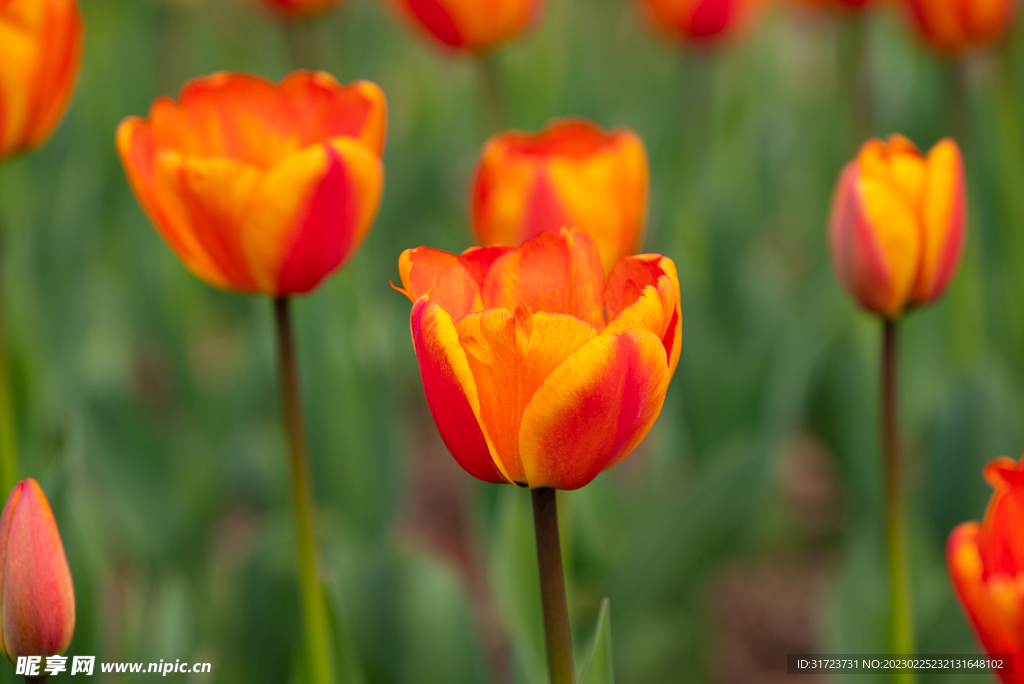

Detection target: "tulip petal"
[457, 245, 514, 288]
[22, 0, 82, 152]
[482, 227, 606, 329]
[519, 328, 669, 490]
[604, 255, 682, 376]
[913, 139, 966, 305]
[2, 480, 74, 659]
[398, 248, 483, 322]
[0, 481, 24, 661]
[455, 307, 599, 484]
[401, 0, 464, 47]
[280, 75, 387, 156]
[411, 298, 509, 484]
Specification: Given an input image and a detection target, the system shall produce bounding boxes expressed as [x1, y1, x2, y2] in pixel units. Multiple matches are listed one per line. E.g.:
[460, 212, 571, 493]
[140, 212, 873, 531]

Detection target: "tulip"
[948, 457, 1024, 684]
[116, 71, 386, 296]
[636, 0, 757, 42]
[257, 0, 342, 16]
[829, 134, 966, 319]
[470, 119, 649, 275]
[906, 0, 1016, 54]
[0, 479, 75, 663]
[0, 0, 83, 159]
[396, 227, 681, 491]
[386, 0, 542, 53]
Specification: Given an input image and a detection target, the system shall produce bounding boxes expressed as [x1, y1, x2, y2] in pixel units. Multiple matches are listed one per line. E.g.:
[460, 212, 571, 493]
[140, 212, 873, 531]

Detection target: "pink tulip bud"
[0, 479, 75, 663]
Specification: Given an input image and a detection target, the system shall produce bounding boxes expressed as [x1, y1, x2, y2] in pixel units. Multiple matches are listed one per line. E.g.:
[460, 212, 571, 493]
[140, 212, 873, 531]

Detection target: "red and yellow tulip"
[906, 0, 1016, 54]
[0, 479, 75, 662]
[948, 457, 1024, 684]
[116, 71, 386, 296]
[636, 0, 757, 42]
[471, 119, 648, 275]
[257, 0, 343, 17]
[829, 134, 966, 319]
[0, 0, 83, 159]
[396, 227, 680, 490]
[386, 0, 542, 53]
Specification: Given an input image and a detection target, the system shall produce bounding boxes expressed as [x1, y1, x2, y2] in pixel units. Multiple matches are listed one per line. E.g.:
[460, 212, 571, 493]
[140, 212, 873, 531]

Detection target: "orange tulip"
[116, 71, 386, 296]
[948, 457, 1024, 684]
[0, 479, 75, 662]
[636, 0, 757, 42]
[386, 0, 542, 53]
[906, 0, 1016, 54]
[257, 0, 342, 16]
[396, 227, 681, 490]
[829, 134, 966, 319]
[0, 0, 83, 159]
[471, 119, 648, 275]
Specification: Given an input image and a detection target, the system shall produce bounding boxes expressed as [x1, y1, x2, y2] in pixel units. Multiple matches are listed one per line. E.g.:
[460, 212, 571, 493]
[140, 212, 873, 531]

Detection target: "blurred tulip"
[636, 0, 757, 42]
[257, 0, 342, 17]
[396, 227, 681, 490]
[0, 0, 83, 159]
[387, 0, 542, 53]
[948, 457, 1024, 684]
[906, 0, 1016, 54]
[471, 118, 649, 275]
[117, 71, 386, 296]
[0, 479, 74, 663]
[829, 134, 966, 319]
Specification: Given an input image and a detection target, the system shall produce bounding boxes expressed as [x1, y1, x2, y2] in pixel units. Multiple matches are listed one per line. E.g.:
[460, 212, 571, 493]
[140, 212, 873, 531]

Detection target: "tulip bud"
[906, 0, 1017, 54]
[829, 134, 966, 319]
[386, 0, 542, 53]
[0, 480, 75, 663]
[0, 0, 83, 159]
[635, 0, 758, 42]
[948, 457, 1024, 684]
[471, 118, 648, 275]
[256, 0, 342, 17]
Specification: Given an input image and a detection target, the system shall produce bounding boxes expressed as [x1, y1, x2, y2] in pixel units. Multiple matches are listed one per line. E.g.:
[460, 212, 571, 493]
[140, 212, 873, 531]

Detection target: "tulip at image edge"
[636, 0, 759, 42]
[948, 457, 1024, 684]
[116, 71, 386, 297]
[829, 134, 966, 320]
[396, 227, 681, 491]
[0, 479, 75, 663]
[0, 0, 84, 159]
[906, 0, 1017, 54]
[471, 118, 649, 275]
[386, 0, 543, 53]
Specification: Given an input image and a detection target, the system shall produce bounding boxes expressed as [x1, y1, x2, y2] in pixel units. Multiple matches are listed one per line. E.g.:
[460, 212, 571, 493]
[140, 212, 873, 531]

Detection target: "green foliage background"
[1, 0, 1023, 681]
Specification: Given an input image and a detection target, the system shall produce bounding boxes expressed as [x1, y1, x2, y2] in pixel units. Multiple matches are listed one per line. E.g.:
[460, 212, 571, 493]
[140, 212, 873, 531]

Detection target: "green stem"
[839, 13, 872, 150]
[274, 297, 334, 684]
[531, 487, 574, 684]
[0, 170, 17, 496]
[882, 320, 915, 684]
[477, 54, 506, 134]
[284, 19, 323, 71]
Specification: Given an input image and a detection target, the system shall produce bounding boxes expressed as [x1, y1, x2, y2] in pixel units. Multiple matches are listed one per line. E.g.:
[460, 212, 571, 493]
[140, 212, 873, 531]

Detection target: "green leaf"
[579, 598, 614, 684]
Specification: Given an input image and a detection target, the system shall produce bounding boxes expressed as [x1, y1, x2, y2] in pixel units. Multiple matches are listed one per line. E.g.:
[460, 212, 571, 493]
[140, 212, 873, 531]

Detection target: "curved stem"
[274, 297, 334, 684]
[531, 487, 574, 684]
[477, 54, 506, 134]
[0, 170, 17, 496]
[883, 320, 915, 684]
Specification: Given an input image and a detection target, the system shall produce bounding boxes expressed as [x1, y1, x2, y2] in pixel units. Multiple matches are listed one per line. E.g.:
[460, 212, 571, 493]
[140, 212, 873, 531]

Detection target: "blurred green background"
[2, 0, 1023, 681]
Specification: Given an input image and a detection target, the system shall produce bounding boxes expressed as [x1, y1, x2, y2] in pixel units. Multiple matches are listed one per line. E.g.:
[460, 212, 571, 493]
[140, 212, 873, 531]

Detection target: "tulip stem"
[477, 54, 506, 133]
[274, 297, 335, 684]
[883, 320, 915, 684]
[839, 12, 872, 150]
[531, 487, 574, 684]
[0, 172, 17, 496]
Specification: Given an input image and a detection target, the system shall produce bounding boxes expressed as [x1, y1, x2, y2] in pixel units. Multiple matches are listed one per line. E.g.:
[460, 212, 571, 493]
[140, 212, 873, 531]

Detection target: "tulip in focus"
[387, 0, 542, 53]
[396, 227, 681, 490]
[636, 0, 757, 42]
[257, 0, 343, 16]
[0, 0, 83, 159]
[829, 134, 966, 319]
[948, 457, 1024, 684]
[116, 71, 386, 296]
[471, 119, 648, 275]
[907, 0, 1016, 54]
[0, 479, 75, 663]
